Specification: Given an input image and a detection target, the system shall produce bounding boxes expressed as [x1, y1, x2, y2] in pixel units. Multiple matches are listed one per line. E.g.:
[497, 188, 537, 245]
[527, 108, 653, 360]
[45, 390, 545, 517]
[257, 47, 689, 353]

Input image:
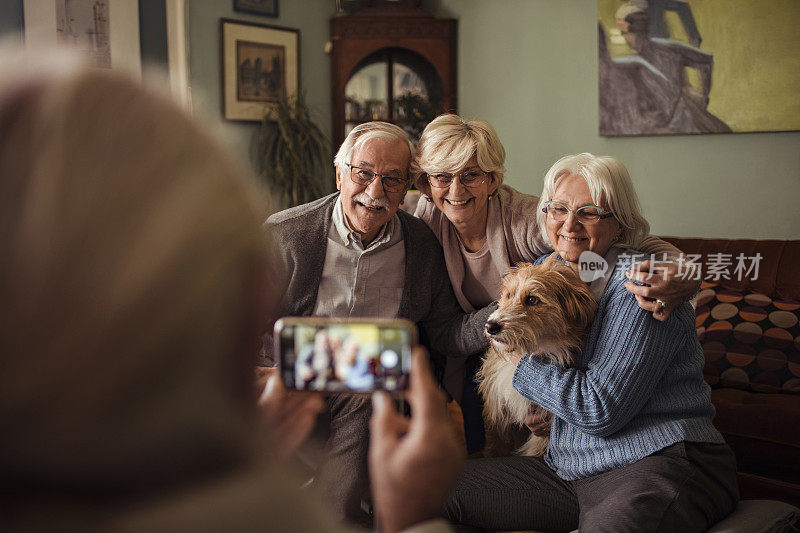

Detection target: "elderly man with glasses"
[260, 122, 493, 528]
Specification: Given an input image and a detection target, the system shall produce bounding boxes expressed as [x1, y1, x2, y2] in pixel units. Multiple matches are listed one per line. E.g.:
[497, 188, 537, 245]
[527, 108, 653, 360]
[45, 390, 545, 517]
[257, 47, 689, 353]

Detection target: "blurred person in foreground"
[0, 49, 461, 532]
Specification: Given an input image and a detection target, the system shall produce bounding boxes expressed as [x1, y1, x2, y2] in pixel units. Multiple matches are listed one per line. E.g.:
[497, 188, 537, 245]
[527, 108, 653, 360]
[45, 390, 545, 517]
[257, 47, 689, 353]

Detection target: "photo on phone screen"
[275, 319, 415, 393]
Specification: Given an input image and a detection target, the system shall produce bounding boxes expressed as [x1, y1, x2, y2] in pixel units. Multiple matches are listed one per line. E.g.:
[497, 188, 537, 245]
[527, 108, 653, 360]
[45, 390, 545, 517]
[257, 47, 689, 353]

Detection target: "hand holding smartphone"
[274, 318, 417, 393]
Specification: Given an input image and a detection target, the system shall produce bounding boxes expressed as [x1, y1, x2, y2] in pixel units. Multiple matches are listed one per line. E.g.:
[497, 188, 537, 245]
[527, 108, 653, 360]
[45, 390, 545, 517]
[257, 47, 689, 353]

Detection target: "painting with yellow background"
[598, 0, 800, 133]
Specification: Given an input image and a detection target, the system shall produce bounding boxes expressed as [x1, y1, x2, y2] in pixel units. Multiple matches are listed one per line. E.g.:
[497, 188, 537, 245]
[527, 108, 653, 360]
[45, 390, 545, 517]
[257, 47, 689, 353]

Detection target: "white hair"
[333, 121, 416, 178]
[536, 153, 650, 249]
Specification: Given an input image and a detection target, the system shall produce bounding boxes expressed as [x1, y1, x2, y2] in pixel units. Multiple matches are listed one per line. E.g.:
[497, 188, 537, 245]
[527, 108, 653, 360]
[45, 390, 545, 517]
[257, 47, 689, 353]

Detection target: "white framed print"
[23, 0, 142, 79]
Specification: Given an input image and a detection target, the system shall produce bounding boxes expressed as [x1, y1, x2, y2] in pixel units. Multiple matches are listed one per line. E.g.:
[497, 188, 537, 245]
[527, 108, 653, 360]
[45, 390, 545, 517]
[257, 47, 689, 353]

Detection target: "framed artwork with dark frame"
[233, 0, 278, 18]
[220, 19, 299, 122]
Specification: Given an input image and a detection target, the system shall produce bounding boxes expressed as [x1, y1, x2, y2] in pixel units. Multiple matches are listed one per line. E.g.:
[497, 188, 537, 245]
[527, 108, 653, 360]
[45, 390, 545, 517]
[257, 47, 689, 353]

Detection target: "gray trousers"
[311, 393, 373, 528]
[446, 441, 739, 532]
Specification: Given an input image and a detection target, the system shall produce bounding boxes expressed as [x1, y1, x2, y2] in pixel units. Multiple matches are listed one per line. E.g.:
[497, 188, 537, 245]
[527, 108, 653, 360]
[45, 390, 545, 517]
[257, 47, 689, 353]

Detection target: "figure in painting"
[599, 4, 731, 135]
[645, 0, 702, 46]
[598, 22, 674, 135]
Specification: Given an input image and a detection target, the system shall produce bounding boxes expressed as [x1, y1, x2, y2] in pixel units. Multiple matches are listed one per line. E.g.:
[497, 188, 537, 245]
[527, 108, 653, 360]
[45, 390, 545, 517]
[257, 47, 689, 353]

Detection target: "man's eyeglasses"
[428, 169, 489, 188]
[541, 201, 614, 224]
[346, 163, 409, 193]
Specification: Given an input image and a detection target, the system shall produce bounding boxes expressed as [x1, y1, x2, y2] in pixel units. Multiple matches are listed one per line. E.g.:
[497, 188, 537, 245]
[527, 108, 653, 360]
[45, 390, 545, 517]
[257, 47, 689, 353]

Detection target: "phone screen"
[276, 319, 414, 393]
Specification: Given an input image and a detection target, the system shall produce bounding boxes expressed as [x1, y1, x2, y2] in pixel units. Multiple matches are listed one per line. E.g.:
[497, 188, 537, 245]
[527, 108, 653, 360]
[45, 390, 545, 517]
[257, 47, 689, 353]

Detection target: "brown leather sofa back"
[662, 238, 800, 300]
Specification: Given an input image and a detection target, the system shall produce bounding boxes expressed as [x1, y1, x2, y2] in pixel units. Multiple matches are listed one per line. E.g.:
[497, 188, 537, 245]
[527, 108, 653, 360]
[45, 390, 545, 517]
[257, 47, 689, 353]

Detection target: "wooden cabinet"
[330, 3, 457, 147]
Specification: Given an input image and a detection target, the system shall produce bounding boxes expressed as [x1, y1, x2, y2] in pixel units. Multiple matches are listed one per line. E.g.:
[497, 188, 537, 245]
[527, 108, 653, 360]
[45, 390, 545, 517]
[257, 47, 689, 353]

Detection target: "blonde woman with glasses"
[413, 114, 697, 453]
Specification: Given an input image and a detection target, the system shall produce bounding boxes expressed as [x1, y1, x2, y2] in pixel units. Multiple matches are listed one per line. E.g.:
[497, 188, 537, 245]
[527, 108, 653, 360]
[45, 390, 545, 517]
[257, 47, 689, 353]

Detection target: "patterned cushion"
[696, 282, 800, 394]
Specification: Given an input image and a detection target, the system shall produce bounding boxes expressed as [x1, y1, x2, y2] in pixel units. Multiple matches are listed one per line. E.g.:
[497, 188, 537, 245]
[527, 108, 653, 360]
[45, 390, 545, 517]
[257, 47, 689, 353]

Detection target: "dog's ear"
[503, 264, 522, 284]
[553, 271, 598, 329]
[567, 286, 598, 329]
[510, 261, 537, 273]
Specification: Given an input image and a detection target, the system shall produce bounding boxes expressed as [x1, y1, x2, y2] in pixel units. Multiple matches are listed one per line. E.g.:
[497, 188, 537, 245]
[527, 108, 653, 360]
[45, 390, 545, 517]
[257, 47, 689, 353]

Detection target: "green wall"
[431, 0, 800, 239]
[186, 0, 333, 163]
[5, 0, 797, 239]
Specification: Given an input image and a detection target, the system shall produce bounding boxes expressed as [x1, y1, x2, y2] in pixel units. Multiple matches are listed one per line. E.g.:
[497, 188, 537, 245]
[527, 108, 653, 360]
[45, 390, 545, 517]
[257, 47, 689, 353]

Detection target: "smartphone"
[274, 317, 417, 393]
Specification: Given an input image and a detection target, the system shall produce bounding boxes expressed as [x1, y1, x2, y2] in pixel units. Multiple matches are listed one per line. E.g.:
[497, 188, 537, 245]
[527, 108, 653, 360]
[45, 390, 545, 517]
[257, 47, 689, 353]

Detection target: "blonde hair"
[414, 114, 506, 193]
[333, 121, 416, 182]
[0, 56, 270, 487]
[536, 153, 650, 249]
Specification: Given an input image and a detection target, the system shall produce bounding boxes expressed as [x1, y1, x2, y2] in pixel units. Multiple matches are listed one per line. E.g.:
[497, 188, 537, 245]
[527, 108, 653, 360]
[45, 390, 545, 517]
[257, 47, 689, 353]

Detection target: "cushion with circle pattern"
[696, 282, 800, 394]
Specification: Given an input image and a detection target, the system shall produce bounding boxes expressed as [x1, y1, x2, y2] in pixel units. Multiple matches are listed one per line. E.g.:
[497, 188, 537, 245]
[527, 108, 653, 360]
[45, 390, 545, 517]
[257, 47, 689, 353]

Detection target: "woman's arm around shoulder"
[512, 272, 693, 437]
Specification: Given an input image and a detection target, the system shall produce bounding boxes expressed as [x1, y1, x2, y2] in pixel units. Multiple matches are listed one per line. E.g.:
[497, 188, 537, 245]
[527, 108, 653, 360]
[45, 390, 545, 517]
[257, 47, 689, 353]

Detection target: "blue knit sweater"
[512, 252, 724, 481]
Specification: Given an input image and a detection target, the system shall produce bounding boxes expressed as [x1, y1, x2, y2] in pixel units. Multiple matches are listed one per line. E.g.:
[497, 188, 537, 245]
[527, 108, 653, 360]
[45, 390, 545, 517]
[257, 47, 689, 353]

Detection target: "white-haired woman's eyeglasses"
[542, 201, 614, 224]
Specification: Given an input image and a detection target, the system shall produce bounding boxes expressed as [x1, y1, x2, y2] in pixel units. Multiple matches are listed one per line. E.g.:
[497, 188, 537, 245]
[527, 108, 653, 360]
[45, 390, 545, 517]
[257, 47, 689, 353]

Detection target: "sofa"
[662, 237, 800, 507]
[442, 236, 800, 530]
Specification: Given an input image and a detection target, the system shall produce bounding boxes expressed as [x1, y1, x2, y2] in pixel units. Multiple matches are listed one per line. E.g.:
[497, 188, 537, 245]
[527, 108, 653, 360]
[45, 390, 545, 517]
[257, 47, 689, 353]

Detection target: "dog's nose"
[485, 321, 502, 336]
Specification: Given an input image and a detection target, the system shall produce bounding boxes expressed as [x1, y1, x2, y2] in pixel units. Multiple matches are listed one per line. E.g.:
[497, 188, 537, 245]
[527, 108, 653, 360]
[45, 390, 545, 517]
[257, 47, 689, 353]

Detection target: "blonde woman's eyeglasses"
[428, 170, 489, 188]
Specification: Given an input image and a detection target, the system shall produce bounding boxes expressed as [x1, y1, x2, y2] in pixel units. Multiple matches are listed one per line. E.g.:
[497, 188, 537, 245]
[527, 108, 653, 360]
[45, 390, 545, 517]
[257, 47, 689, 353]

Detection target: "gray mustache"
[354, 193, 390, 209]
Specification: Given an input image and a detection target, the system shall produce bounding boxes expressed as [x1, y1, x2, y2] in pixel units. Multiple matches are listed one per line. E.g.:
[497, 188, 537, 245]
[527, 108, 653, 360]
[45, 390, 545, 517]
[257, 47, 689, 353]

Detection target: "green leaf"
[255, 91, 335, 209]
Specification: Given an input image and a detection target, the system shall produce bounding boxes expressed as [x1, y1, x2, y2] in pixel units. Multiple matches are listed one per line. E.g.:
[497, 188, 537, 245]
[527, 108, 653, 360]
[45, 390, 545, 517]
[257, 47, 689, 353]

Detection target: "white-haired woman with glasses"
[443, 153, 738, 532]
[413, 114, 696, 453]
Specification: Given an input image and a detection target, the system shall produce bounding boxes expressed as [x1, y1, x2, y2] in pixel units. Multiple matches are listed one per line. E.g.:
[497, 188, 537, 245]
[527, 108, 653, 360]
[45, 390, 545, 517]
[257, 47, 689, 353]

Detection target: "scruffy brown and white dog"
[477, 259, 598, 457]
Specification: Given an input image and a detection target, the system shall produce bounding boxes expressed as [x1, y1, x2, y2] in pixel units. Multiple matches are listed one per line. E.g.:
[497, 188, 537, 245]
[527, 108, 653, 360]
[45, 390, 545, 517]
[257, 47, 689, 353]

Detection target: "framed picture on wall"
[597, 0, 800, 136]
[22, 0, 142, 78]
[220, 19, 299, 122]
[233, 0, 278, 18]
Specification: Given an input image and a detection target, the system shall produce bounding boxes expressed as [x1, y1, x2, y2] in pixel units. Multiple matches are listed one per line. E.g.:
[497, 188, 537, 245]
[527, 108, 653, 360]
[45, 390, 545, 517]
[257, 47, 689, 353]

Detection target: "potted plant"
[255, 92, 335, 209]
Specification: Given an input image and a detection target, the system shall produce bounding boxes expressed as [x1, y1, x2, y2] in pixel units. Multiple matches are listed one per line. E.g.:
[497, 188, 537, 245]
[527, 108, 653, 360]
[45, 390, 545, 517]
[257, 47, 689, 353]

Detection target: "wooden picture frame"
[233, 0, 278, 18]
[22, 0, 142, 78]
[220, 19, 299, 122]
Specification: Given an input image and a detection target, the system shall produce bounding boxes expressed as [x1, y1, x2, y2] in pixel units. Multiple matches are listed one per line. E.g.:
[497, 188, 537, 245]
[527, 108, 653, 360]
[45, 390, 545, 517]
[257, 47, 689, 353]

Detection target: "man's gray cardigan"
[261, 192, 492, 365]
